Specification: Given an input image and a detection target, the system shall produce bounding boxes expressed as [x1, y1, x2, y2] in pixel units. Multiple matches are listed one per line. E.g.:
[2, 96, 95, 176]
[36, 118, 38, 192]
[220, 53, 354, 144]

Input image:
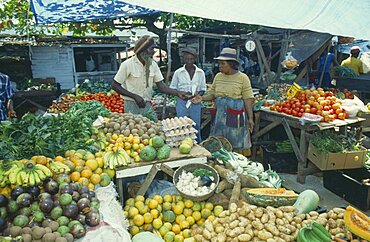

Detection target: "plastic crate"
[262, 145, 298, 173]
[323, 168, 370, 211]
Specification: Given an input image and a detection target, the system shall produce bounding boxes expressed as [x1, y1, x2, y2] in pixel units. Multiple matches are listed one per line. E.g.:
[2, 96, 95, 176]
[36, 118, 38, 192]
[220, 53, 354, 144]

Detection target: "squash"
[344, 205, 370, 241]
[245, 188, 298, 207]
[293, 189, 320, 214]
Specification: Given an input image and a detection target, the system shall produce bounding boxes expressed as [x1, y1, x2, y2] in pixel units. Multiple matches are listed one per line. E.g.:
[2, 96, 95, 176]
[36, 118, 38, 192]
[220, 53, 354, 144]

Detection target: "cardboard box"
[307, 143, 366, 170]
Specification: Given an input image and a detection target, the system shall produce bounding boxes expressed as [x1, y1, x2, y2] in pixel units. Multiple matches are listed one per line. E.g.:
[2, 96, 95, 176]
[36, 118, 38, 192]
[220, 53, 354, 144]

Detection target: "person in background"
[112, 35, 187, 120]
[170, 48, 206, 143]
[192, 48, 254, 154]
[341, 46, 364, 74]
[85, 51, 97, 72]
[0, 72, 16, 121]
[318, 46, 339, 88]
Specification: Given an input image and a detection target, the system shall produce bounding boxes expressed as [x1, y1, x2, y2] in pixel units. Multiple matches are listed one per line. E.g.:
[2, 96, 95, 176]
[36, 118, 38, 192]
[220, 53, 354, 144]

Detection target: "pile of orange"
[124, 195, 224, 242]
[59, 149, 116, 190]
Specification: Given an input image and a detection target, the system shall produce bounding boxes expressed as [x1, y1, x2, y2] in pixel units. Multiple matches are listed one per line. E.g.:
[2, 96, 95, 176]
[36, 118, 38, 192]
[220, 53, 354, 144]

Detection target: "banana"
[28, 172, 35, 186]
[33, 171, 41, 185]
[104, 151, 114, 168]
[4, 164, 18, 176]
[34, 169, 46, 181]
[35, 164, 52, 177]
[311, 222, 332, 242]
[9, 167, 22, 184]
[19, 171, 29, 186]
[16, 172, 23, 186]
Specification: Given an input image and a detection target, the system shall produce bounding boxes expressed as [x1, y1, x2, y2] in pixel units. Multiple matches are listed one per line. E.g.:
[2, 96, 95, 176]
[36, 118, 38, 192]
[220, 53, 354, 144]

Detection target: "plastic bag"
[341, 96, 366, 118]
[281, 52, 298, 69]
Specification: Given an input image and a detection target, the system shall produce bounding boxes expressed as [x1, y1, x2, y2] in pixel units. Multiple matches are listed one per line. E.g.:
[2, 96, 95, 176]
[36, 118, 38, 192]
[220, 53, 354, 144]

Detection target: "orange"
[171, 224, 181, 234]
[75, 165, 84, 173]
[70, 171, 80, 182]
[112, 134, 118, 141]
[96, 158, 104, 168]
[81, 169, 92, 179]
[133, 214, 144, 227]
[95, 152, 104, 158]
[150, 209, 159, 219]
[88, 183, 95, 191]
[90, 174, 101, 185]
[152, 218, 163, 230]
[186, 216, 195, 226]
[143, 212, 153, 224]
[128, 207, 139, 218]
[153, 195, 163, 204]
[175, 214, 186, 225]
[135, 195, 145, 202]
[85, 159, 98, 171]
[184, 200, 193, 209]
[94, 168, 103, 175]
[54, 156, 65, 163]
[192, 211, 201, 221]
[78, 177, 89, 187]
[83, 166, 92, 171]
[148, 199, 158, 209]
[129, 226, 140, 236]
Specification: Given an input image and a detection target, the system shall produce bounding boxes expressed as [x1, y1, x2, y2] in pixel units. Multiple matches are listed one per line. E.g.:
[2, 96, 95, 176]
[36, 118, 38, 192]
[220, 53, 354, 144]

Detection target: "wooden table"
[252, 109, 365, 183]
[115, 157, 207, 204]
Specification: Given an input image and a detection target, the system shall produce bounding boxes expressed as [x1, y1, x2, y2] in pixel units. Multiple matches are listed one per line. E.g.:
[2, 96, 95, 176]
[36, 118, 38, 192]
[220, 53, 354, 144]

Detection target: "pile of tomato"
[267, 88, 349, 122]
[78, 92, 124, 113]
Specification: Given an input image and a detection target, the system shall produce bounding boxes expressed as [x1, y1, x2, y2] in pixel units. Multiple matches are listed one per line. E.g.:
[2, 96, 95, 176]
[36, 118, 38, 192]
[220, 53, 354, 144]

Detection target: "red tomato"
[298, 112, 303, 117]
[296, 102, 302, 108]
[292, 104, 296, 109]
[286, 103, 291, 108]
[338, 113, 345, 120]
[277, 107, 283, 112]
[286, 109, 292, 115]
[323, 106, 330, 111]
[310, 108, 317, 114]
[292, 110, 298, 116]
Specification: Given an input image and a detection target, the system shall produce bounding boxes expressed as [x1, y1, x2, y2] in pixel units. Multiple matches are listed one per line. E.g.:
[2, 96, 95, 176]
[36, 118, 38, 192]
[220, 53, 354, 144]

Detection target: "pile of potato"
[191, 202, 350, 242]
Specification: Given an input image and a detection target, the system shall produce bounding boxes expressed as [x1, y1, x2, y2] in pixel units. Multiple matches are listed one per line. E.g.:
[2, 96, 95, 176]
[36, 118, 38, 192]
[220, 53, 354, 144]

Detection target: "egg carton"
[166, 134, 197, 143]
[162, 117, 195, 131]
[164, 128, 197, 137]
[166, 139, 197, 148]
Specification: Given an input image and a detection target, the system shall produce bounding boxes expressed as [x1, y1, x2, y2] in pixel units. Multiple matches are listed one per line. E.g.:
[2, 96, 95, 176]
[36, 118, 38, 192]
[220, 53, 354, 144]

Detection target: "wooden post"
[136, 164, 160, 196]
[256, 39, 273, 85]
[297, 129, 308, 183]
[294, 65, 308, 83]
[276, 31, 289, 82]
[318, 43, 331, 87]
[282, 119, 304, 162]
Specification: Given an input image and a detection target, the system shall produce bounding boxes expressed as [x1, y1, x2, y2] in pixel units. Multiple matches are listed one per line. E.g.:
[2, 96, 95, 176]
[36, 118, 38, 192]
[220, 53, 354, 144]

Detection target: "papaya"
[344, 205, 370, 241]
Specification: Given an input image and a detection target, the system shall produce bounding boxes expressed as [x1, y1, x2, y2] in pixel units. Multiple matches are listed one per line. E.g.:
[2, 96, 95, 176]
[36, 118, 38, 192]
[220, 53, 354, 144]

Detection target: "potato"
[277, 225, 291, 235]
[333, 208, 345, 214]
[337, 213, 344, 219]
[257, 230, 273, 240]
[279, 234, 295, 242]
[238, 207, 250, 217]
[205, 221, 214, 232]
[275, 209, 283, 218]
[203, 229, 212, 240]
[219, 211, 228, 218]
[194, 234, 203, 242]
[239, 220, 249, 227]
[230, 213, 238, 221]
[328, 218, 337, 228]
[246, 228, 254, 237]
[283, 213, 294, 222]
[215, 225, 224, 234]
[252, 220, 264, 231]
[334, 233, 346, 238]
[237, 234, 252, 242]
[266, 206, 276, 212]
[229, 221, 239, 229]
[280, 206, 296, 213]
[319, 213, 328, 219]
[261, 214, 269, 224]
[330, 228, 344, 235]
[247, 212, 255, 221]
[316, 217, 328, 226]
[216, 233, 227, 242]
[229, 203, 238, 213]
[276, 218, 285, 226]
[255, 208, 263, 218]
[309, 211, 319, 217]
[265, 223, 280, 236]
[285, 224, 296, 233]
[267, 211, 276, 223]
[328, 210, 338, 220]
[336, 219, 345, 227]
[293, 216, 303, 224]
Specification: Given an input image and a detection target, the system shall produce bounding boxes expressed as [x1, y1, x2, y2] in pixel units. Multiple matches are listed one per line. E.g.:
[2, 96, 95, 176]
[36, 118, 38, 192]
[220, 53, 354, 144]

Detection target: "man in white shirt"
[170, 48, 206, 142]
[112, 35, 187, 120]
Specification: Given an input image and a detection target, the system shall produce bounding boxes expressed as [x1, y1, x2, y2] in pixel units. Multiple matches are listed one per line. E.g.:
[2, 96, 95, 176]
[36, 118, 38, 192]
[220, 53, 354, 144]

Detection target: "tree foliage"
[0, 0, 258, 46]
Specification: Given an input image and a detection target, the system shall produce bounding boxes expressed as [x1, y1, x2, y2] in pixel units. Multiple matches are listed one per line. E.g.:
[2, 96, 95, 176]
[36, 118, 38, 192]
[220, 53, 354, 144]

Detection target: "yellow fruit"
[179, 221, 189, 230]
[163, 222, 172, 230]
[173, 204, 184, 215]
[153, 195, 163, 204]
[75, 165, 84, 173]
[134, 201, 144, 210]
[182, 229, 191, 238]
[126, 198, 135, 207]
[148, 199, 158, 209]
[95, 152, 104, 158]
[129, 226, 140, 236]
[175, 214, 186, 225]
[132, 143, 139, 151]
[145, 198, 152, 205]
[159, 226, 170, 237]
[88, 183, 94, 191]
[134, 156, 141, 162]
[184, 200, 193, 209]
[125, 142, 132, 150]
[103, 168, 115, 178]
[135, 195, 145, 202]
[183, 208, 192, 217]
[196, 218, 205, 226]
[90, 174, 101, 185]
[171, 224, 181, 234]
[54, 156, 65, 162]
[163, 202, 172, 211]
[201, 208, 212, 219]
[133, 136, 140, 145]
[112, 134, 118, 140]
[85, 159, 98, 171]
[174, 234, 184, 242]
[213, 205, 224, 217]
[143, 212, 153, 224]
[128, 207, 139, 218]
[204, 202, 214, 211]
[192, 211, 201, 221]
[78, 177, 89, 187]
[123, 205, 130, 212]
[139, 144, 145, 149]
[65, 150, 76, 157]
[157, 205, 162, 213]
[207, 215, 216, 222]
[36, 156, 48, 165]
[139, 206, 149, 215]
[70, 172, 80, 182]
[96, 158, 104, 168]
[186, 216, 195, 226]
[152, 218, 163, 230]
[151, 209, 159, 219]
[81, 169, 92, 179]
[94, 167, 103, 175]
[143, 223, 153, 232]
[99, 173, 111, 187]
[163, 194, 172, 203]
[164, 231, 175, 242]
[133, 214, 144, 226]
[192, 202, 201, 211]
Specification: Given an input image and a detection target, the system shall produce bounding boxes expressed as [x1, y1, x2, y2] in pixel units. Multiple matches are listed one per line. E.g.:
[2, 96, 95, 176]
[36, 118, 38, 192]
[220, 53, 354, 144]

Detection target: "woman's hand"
[191, 95, 202, 104]
[248, 118, 254, 133]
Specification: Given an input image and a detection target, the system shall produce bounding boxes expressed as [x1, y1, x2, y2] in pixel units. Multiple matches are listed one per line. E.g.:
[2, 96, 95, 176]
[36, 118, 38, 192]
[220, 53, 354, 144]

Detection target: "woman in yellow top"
[192, 48, 254, 150]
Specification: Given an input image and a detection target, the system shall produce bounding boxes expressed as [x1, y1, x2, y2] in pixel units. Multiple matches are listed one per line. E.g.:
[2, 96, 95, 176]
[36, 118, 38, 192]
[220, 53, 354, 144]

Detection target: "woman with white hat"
[192, 48, 254, 153]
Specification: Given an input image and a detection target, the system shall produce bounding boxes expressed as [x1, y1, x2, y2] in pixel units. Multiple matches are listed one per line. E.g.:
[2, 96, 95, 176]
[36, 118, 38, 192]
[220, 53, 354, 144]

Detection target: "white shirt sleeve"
[153, 62, 164, 83]
[198, 70, 207, 92]
[114, 61, 128, 84]
[170, 70, 179, 89]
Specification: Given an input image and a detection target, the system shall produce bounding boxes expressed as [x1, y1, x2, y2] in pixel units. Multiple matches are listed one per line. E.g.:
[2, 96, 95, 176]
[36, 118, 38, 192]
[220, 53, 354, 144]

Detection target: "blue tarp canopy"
[30, 0, 160, 24]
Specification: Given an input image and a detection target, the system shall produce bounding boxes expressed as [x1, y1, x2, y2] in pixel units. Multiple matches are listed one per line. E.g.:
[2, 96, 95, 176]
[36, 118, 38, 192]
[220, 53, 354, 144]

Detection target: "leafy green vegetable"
[192, 168, 213, 178]
[0, 101, 110, 161]
[78, 79, 112, 94]
[311, 130, 360, 154]
[334, 66, 359, 78]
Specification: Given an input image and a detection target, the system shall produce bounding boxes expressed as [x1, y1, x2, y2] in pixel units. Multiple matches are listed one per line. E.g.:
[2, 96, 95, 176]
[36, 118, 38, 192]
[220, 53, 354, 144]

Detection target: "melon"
[140, 146, 157, 162]
[152, 136, 165, 148]
[157, 145, 171, 160]
[245, 188, 298, 207]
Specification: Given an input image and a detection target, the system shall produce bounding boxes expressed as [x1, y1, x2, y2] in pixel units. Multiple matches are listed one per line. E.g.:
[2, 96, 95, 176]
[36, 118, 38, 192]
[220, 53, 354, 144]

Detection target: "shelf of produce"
[252, 109, 365, 184]
[334, 74, 370, 94]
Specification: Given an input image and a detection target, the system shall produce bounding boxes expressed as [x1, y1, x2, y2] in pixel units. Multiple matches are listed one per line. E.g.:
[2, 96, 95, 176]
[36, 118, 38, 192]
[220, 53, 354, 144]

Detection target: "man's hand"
[134, 95, 146, 108]
[8, 110, 16, 118]
[248, 118, 254, 133]
[191, 95, 202, 104]
[177, 91, 189, 100]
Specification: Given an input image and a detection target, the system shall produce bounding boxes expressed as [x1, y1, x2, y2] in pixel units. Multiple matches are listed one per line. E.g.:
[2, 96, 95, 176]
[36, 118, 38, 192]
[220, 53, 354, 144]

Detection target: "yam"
[216, 180, 233, 193]
[229, 179, 241, 207]
[239, 173, 266, 188]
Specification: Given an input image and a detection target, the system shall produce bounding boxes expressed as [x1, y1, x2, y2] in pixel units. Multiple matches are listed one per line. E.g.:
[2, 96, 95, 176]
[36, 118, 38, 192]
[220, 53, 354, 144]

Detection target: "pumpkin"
[344, 205, 370, 241]
[293, 189, 320, 214]
[245, 188, 298, 207]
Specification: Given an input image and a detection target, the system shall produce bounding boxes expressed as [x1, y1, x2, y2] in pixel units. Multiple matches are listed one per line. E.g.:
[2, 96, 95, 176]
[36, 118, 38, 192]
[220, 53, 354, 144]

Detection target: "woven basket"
[173, 163, 220, 202]
[200, 136, 233, 152]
